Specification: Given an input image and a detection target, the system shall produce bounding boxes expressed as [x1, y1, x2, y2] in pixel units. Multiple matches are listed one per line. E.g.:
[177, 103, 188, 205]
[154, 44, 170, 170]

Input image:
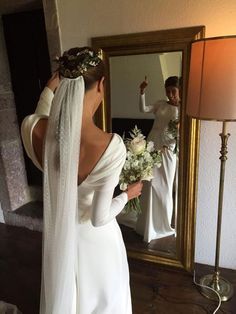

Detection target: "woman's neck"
[81, 86, 103, 140]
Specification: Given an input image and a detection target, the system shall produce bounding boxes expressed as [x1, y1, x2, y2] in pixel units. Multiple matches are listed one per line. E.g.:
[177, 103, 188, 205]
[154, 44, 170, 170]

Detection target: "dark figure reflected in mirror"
[136, 76, 180, 242]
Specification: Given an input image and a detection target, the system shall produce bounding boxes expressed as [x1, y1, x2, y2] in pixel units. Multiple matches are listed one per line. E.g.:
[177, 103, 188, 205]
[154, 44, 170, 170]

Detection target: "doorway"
[2, 9, 51, 186]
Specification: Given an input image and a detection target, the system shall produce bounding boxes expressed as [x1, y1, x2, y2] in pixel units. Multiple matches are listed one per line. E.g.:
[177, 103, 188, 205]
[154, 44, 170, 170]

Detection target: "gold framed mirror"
[92, 26, 205, 271]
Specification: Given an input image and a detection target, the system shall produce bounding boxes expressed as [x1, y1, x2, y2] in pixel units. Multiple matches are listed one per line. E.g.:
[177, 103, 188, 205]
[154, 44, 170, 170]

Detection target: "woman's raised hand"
[126, 181, 143, 201]
[139, 76, 148, 94]
[46, 72, 60, 93]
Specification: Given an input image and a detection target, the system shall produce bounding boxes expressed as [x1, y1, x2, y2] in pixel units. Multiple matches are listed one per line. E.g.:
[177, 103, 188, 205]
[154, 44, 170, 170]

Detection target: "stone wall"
[0, 2, 61, 228]
[0, 17, 30, 215]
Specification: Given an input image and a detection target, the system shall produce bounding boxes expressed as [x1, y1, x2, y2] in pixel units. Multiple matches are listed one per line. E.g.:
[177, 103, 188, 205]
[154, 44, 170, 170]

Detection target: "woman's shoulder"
[156, 99, 168, 106]
[105, 133, 126, 157]
[95, 131, 119, 151]
[155, 100, 179, 111]
[152, 99, 167, 112]
[98, 130, 124, 146]
[84, 133, 126, 185]
[96, 132, 126, 167]
[111, 132, 125, 144]
[89, 131, 126, 165]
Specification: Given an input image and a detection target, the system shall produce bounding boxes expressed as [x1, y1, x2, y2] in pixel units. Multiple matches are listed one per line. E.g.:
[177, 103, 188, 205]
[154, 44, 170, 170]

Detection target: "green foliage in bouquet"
[166, 119, 180, 154]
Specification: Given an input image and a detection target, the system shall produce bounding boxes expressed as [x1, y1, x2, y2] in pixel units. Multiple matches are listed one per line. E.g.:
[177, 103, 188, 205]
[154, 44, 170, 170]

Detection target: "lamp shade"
[187, 36, 236, 121]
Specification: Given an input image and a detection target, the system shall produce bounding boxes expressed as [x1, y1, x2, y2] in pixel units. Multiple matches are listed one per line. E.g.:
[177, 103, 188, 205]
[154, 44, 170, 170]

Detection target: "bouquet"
[119, 126, 162, 214]
[165, 119, 180, 154]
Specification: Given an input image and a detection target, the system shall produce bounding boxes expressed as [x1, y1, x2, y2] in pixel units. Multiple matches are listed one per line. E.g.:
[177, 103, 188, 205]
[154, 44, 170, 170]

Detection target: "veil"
[40, 76, 84, 314]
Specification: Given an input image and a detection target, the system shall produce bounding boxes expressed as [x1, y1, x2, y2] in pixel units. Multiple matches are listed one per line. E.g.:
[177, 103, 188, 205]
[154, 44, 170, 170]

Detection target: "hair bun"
[57, 47, 102, 79]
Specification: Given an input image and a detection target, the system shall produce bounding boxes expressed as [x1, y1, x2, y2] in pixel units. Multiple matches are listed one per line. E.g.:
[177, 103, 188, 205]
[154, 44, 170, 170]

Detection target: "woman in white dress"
[21, 47, 143, 314]
[135, 76, 180, 243]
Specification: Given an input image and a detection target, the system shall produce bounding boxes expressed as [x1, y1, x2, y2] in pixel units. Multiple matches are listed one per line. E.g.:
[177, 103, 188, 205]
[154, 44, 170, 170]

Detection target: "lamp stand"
[200, 121, 234, 301]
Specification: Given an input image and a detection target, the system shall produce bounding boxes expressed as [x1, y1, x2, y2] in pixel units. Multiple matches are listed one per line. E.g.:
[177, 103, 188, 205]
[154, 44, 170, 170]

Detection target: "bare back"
[32, 118, 113, 185]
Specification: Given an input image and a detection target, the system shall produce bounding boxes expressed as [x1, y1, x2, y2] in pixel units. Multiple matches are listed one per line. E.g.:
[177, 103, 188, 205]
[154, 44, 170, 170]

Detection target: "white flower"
[141, 174, 154, 181]
[120, 183, 128, 191]
[156, 159, 162, 168]
[126, 151, 133, 160]
[129, 137, 146, 155]
[146, 141, 154, 152]
[132, 160, 140, 168]
[124, 162, 131, 170]
[143, 152, 152, 162]
[129, 175, 136, 181]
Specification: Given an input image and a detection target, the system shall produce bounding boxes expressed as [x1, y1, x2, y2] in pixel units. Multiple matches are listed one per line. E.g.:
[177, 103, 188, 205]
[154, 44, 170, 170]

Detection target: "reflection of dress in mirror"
[135, 76, 180, 242]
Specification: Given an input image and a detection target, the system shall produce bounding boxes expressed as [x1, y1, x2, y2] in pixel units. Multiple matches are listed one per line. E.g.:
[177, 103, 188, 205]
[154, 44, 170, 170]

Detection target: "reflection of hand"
[139, 76, 148, 94]
[46, 72, 60, 93]
[162, 145, 169, 153]
[126, 181, 143, 201]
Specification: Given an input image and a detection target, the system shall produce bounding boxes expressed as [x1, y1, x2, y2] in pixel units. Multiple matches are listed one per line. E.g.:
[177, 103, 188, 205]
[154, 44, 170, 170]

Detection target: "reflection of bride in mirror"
[135, 76, 180, 242]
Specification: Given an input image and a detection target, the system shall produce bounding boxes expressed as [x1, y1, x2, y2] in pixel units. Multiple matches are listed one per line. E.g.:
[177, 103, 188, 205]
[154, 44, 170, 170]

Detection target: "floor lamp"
[186, 36, 236, 301]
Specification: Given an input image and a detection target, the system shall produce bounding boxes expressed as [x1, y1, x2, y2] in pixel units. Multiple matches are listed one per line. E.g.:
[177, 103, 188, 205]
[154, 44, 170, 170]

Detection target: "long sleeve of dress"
[90, 137, 128, 227]
[34, 87, 54, 116]
[139, 93, 155, 113]
[91, 187, 128, 227]
[21, 87, 54, 170]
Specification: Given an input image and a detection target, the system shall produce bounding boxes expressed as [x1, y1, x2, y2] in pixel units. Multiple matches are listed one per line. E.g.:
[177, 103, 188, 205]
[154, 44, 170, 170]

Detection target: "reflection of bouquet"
[167, 119, 179, 139]
[165, 119, 179, 154]
[120, 126, 162, 213]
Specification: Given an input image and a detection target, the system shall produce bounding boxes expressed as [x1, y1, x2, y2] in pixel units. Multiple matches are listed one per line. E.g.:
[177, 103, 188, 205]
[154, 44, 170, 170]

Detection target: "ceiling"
[0, 0, 42, 15]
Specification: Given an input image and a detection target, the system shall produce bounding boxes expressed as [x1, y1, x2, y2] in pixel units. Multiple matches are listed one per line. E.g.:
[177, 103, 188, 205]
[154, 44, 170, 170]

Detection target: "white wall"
[56, 0, 236, 269]
[110, 53, 164, 119]
[110, 52, 182, 119]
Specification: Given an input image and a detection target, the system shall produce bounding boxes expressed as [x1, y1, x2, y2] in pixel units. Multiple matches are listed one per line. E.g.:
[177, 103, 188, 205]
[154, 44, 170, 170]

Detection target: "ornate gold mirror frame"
[92, 26, 205, 271]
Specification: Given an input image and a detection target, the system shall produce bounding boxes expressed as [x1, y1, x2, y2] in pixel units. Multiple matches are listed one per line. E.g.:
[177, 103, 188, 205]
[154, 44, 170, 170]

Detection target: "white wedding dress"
[21, 86, 132, 314]
[73, 134, 131, 314]
[135, 94, 179, 242]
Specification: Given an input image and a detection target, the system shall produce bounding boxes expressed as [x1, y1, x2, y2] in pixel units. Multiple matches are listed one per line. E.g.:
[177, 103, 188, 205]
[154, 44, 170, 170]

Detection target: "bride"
[21, 47, 143, 314]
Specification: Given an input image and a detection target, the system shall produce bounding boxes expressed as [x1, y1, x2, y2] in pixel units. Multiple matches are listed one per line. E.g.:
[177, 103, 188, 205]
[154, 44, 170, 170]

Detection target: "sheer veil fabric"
[40, 76, 84, 314]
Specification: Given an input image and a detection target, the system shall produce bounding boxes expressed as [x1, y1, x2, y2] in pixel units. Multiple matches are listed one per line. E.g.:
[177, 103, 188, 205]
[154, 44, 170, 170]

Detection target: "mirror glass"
[109, 52, 182, 258]
[92, 26, 205, 270]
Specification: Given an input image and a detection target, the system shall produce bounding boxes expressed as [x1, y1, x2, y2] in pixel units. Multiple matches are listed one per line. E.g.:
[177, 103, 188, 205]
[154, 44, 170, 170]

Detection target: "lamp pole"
[200, 121, 234, 301]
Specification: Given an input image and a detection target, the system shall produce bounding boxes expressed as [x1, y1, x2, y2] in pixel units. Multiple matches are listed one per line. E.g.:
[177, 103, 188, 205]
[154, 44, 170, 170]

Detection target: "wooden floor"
[120, 224, 176, 257]
[129, 260, 236, 313]
[0, 223, 235, 314]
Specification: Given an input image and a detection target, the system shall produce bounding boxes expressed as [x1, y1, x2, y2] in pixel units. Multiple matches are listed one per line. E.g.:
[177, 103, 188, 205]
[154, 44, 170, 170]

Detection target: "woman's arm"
[91, 180, 143, 227]
[139, 77, 155, 113]
[139, 93, 155, 113]
[21, 73, 60, 170]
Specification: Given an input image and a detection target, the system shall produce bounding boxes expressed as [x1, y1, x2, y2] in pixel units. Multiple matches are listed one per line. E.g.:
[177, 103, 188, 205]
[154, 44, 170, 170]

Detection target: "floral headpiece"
[56, 47, 102, 79]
